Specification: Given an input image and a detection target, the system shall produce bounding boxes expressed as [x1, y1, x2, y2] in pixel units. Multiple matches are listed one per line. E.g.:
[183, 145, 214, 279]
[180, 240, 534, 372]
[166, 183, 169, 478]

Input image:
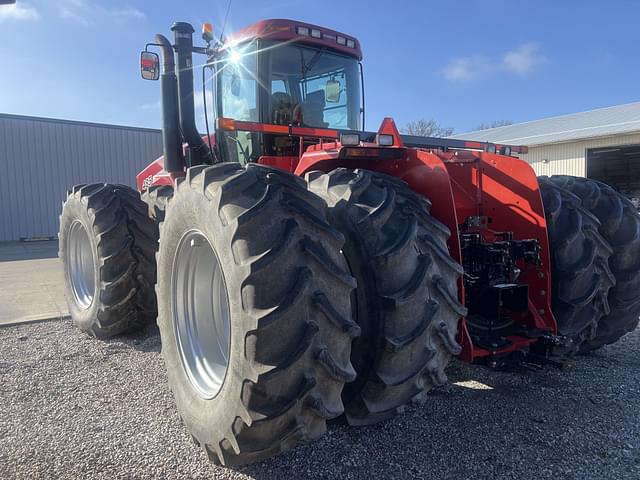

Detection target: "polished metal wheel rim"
[67, 220, 96, 310]
[172, 230, 231, 399]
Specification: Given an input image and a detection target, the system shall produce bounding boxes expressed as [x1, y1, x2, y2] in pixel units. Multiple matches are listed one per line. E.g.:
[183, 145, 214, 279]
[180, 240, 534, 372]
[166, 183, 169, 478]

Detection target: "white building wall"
[520, 132, 640, 177]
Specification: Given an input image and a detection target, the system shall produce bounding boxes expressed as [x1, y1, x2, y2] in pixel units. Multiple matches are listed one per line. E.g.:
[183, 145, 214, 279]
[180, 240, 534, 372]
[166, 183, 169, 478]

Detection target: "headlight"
[377, 134, 394, 146]
[340, 133, 360, 146]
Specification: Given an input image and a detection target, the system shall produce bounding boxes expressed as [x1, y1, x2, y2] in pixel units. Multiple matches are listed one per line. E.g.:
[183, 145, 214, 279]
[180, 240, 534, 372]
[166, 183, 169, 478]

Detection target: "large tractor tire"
[58, 184, 158, 338]
[307, 168, 465, 426]
[156, 163, 357, 466]
[538, 178, 615, 355]
[541, 176, 640, 352]
[141, 184, 173, 222]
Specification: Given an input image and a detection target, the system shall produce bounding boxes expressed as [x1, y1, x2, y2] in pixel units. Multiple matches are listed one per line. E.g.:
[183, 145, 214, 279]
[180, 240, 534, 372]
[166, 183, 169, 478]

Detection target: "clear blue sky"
[0, 0, 638, 134]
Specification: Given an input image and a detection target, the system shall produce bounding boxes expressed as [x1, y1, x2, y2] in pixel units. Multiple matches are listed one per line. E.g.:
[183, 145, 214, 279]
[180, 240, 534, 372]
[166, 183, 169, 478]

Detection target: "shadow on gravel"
[231, 336, 640, 480]
[102, 322, 162, 353]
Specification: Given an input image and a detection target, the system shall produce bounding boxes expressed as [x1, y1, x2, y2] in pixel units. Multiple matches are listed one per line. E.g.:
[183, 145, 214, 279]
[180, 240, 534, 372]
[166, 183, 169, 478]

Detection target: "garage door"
[587, 144, 640, 210]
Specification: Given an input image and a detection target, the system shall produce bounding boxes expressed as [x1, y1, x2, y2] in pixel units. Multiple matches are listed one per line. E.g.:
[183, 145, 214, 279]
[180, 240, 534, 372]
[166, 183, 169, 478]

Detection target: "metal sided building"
[0, 113, 163, 242]
[453, 102, 640, 208]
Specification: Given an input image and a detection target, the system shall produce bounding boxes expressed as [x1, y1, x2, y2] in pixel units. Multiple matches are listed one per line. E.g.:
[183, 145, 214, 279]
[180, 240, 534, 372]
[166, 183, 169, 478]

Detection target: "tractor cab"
[211, 20, 364, 165]
[139, 19, 366, 180]
[138, 18, 526, 186]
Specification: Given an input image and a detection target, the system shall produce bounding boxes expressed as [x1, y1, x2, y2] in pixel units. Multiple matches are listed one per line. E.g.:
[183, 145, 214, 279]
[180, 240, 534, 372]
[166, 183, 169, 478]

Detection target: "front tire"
[58, 184, 158, 338]
[157, 164, 357, 466]
[307, 169, 465, 425]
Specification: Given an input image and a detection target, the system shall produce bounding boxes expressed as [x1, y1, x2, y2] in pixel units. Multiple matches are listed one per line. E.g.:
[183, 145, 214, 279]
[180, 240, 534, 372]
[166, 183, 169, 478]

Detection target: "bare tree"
[403, 119, 454, 138]
[474, 120, 514, 131]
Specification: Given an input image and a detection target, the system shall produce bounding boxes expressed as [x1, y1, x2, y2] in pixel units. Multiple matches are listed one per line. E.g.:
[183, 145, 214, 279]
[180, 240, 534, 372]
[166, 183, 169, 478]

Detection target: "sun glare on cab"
[229, 49, 242, 64]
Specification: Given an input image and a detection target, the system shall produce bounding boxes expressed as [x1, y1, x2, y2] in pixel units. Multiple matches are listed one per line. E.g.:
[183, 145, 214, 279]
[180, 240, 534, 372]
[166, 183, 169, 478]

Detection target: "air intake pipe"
[155, 34, 184, 174]
[171, 22, 213, 166]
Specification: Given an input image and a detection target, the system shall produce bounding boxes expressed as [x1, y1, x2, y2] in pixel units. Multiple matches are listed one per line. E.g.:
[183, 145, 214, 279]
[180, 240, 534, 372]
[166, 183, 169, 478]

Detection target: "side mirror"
[325, 79, 341, 103]
[140, 51, 160, 81]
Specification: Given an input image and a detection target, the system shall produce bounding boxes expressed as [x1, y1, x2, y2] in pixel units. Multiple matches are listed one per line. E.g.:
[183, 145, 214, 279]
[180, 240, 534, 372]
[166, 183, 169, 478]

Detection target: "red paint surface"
[294, 119, 555, 362]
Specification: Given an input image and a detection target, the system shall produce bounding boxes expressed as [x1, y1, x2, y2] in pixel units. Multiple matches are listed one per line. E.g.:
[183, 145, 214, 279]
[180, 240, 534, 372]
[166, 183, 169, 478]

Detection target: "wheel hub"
[67, 220, 96, 310]
[172, 230, 231, 399]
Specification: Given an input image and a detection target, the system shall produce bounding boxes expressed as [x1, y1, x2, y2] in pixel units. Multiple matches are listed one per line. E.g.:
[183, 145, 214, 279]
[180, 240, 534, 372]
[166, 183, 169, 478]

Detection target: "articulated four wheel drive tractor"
[59, 19, 640, 465]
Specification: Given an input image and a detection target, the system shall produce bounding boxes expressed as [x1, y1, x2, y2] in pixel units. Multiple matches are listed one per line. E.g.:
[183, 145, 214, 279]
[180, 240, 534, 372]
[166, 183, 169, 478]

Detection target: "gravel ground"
[1, 320, 639, 480]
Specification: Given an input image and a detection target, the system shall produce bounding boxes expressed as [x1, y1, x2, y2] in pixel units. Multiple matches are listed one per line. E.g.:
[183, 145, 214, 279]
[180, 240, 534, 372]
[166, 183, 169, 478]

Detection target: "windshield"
[267, 43, 362, 130]
[217, 42, 362, 131]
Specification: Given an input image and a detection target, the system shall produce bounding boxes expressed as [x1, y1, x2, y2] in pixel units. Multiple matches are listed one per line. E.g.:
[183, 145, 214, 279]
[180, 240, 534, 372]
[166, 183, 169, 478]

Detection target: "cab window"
[218, 44, 258, 163]
[219, 46, 258, 121]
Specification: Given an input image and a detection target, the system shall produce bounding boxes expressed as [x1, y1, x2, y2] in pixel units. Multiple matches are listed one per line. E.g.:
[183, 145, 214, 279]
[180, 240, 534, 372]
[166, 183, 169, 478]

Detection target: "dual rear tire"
[539, 176, 640, 353]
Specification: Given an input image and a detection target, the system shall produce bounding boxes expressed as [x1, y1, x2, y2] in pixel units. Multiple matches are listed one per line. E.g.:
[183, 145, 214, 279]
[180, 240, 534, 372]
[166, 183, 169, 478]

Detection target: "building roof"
[0, 112, 161, 134]
[452, 102, 640, 146]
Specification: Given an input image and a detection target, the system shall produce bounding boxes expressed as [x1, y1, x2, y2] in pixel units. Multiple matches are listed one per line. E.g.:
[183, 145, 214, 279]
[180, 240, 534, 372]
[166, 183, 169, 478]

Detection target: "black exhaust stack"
[155, 34, 184, 174]
[171, 22, 213, 167]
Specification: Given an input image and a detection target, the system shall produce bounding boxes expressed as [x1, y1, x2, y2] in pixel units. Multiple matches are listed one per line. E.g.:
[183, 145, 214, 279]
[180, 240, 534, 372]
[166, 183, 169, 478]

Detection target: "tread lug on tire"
[156, 163, 356, 466]
[538, 177, 615, 355]
[307, 168, 465, 426]
[141, 184, 173, 222]
[58, 183, 159, 338]
[540, 175, 640, 352]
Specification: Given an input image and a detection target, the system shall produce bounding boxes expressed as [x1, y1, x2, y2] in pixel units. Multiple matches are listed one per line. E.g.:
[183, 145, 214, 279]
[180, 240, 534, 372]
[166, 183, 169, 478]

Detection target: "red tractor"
[59, 19, 640, 465]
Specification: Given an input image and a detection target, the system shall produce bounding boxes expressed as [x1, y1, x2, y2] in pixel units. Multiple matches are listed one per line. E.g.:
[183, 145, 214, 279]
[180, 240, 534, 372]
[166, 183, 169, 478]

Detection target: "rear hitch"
[485, 350, 544, 372]
[529, 333, 577, 370]
[484, 333, 576, 372]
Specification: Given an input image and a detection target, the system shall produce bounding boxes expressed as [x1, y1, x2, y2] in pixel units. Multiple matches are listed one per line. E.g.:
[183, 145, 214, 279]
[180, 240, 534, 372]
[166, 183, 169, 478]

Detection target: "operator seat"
[301, 90, 328, 128]
[271, 92, 295, 125]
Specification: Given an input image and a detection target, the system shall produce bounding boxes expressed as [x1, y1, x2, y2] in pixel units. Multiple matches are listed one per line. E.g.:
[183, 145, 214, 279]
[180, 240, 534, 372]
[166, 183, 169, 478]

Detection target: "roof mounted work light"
[340, 133, 360, 146]
[377, 134, 394, 146]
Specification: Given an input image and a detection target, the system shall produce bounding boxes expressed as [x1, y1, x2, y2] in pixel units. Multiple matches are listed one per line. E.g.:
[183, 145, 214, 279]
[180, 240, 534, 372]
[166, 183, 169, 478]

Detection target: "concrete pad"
[0, 241, 69, 326]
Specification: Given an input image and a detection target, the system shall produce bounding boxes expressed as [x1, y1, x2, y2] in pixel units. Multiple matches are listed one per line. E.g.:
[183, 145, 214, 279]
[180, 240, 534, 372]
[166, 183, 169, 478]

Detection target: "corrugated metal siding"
[0, 114, 162, 241]
[521, 133, 640, 177]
